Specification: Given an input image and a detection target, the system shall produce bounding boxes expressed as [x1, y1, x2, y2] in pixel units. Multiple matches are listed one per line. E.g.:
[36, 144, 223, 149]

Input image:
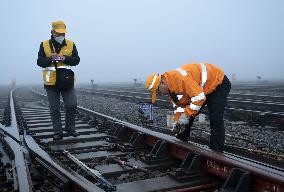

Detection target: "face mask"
[54, 36, 65, 44]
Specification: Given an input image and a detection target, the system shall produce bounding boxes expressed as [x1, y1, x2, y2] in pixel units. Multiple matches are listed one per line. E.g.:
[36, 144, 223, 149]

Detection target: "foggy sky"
[0, 0, 284, 85]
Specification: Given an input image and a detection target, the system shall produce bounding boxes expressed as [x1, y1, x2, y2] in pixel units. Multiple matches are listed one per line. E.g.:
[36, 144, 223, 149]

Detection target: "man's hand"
[51, 53, 58, 61]
[177, 113, 190, 125]
[51, 53, 65, 62]
[171, 113, 190, 134]
[171, 122, 182, 134]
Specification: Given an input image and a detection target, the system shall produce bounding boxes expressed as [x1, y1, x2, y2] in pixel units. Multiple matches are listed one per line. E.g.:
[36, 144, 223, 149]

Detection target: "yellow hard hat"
[145, 73, 161, 103]
[52, 21, 67, 33]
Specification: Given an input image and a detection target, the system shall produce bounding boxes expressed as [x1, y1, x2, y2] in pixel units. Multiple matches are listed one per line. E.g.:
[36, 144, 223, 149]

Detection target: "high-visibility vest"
[41, 39, 74, 85]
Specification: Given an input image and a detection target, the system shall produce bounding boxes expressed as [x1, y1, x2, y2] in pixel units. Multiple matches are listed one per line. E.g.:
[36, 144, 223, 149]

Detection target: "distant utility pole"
[133, 78, 138, 87]
[91, 79, 95, 89]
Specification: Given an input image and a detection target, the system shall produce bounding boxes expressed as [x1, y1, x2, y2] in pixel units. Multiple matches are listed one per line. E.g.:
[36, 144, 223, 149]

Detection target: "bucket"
[167, 114, 174, 128]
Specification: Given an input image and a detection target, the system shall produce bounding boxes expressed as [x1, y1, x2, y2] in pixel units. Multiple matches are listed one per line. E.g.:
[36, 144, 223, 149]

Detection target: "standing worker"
[37, 21, 80, 140]
[145, 63, 231, 152]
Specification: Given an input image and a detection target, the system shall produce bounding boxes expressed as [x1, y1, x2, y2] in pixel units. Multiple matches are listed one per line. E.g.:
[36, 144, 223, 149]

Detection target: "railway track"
[0, 87, 283, 191]
[90, 82, 284, 96]
[75, 87, 284, 128]
[73, 87, 284, 163]
[77, 87, 284, 110]
[34, 86, 284, 163]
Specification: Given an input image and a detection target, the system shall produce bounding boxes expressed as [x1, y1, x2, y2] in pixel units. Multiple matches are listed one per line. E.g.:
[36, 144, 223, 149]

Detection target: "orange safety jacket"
[163, 63, 224, 121]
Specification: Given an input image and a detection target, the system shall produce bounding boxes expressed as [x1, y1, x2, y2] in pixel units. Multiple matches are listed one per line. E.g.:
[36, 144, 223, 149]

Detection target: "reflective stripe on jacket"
[41, 39, 74, 85]
[164, 63, 224, 119]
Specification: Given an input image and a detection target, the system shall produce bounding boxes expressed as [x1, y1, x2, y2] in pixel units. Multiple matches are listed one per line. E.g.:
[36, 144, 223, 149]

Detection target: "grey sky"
[0, 0, 284, 85]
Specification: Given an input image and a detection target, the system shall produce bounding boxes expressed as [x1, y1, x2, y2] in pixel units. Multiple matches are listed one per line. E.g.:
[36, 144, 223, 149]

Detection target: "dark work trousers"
[46, 88, 77, 133]
[206, 75, 231, 152]
[183, 75, 231, 152]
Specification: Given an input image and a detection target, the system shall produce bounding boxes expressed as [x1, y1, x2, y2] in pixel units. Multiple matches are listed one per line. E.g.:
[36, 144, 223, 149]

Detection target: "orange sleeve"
[181, 76, 206, 117]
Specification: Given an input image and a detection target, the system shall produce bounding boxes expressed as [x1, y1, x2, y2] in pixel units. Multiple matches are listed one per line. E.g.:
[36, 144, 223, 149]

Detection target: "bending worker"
[145, 63, 231, 152]
[37, 21, 80, 140]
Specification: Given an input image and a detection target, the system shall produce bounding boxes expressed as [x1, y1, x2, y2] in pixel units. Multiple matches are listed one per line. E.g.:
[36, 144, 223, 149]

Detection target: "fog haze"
[0, 0, 284, 85]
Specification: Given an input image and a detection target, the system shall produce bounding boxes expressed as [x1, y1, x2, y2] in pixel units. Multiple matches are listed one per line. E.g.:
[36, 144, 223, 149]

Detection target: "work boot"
[66, 129, 79, 137]
[53, 131, 63, 140]
[175, 126, 191, 142]
[175, 132, 190, 141]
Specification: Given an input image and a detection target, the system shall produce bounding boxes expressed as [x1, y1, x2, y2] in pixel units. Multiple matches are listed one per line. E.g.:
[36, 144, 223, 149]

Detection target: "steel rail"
[24, 135, 105, 192]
